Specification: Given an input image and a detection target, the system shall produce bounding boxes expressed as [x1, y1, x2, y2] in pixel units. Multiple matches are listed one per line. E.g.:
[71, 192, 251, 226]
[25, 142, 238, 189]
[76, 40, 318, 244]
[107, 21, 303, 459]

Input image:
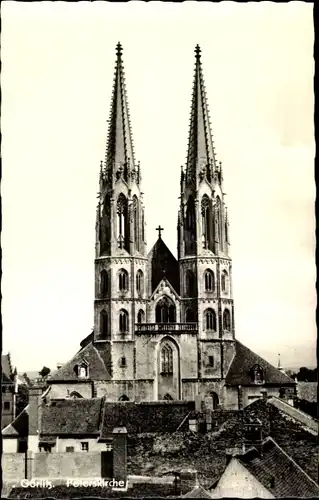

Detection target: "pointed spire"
[186, 45, 217, 183]
[105, 42, 135, 178]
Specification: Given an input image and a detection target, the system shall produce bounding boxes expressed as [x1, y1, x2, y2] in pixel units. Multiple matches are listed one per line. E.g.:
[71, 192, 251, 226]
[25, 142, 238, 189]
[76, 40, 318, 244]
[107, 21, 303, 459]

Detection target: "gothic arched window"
[161, 344, 173, 374]
[100, 309, 108, 338]
[100, 270, 108, 297]
[133, 195, 139, 251]
[223, 308, 231, 331]
[141, 208, 145, 242]
[136, 269, 144, 294]
[201, 195, 211, 249]
[117, 194, 128, 250]
[155, 296, 176, 323]
[204, 270, 215, 292]
[118, 269, 129, 292]
[204, 308, 217, 331]
[186, 269, 196, 297]
[137, 309, 145, 324]
[185, 195, 196, 255]
[186, 308, 194, 322]
[221, 270, 229, 293]
[119, 309, 129, 333]
[215, 196, 223, 250]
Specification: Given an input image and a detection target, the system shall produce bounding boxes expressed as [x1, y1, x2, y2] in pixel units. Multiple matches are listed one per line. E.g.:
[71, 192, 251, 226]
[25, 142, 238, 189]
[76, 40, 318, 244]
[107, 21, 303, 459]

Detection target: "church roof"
[225, 340, 295, 386]
[237, 437, 319, 498]
[148, 237, 179, 294]
[47, 342, 111, 382]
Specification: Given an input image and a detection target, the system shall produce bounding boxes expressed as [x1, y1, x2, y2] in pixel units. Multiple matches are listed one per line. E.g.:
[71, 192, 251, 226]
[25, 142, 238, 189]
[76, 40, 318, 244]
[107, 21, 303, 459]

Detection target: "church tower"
[178, 45, 235, 384]
[94, 43, 148, 385]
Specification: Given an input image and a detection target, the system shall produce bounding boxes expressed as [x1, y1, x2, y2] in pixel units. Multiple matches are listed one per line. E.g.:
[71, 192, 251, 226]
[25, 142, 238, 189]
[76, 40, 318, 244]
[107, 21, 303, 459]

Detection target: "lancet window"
[161, 344, 173, 374]
[117, 194, 128, 250]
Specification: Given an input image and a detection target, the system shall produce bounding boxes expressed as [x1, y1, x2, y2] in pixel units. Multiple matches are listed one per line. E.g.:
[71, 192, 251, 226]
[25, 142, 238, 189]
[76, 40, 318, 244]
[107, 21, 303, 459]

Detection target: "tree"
[39, 366, 51, 378]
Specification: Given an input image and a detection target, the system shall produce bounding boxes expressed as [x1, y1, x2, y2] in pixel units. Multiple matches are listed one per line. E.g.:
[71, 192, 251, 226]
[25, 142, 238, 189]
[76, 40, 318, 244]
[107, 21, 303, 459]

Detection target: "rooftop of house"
[2, 406, 29, 437]
[236, 437, 319, 498]
[225, 340, 296, 387]
[2, 353, 15, 383]
[183, 485, 212, 498]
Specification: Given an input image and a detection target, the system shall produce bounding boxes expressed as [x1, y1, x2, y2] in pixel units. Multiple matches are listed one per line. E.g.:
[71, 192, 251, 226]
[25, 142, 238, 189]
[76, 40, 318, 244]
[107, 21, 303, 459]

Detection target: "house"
[210, 436, 319, 498]
[1, 353, 18, 429]
[46, 42, 296, 409]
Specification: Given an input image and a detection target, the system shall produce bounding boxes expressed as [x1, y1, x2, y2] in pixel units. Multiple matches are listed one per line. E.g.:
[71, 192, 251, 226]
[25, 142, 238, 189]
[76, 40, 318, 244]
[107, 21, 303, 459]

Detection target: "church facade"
[48, 44, 295, 409]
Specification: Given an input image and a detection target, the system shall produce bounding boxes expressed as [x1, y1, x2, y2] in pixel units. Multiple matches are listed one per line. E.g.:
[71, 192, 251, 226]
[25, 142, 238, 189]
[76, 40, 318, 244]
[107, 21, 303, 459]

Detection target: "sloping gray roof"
[2, 406, 29, 437]
[148, 238, 179, 294]
[183, 485, 212, 498]
[2, 354, 14, 383]
[238, 437, 319, 497]
[41, 398, 104, 435]
[225, 340, 296, 386]
[48, 342, 111, 382]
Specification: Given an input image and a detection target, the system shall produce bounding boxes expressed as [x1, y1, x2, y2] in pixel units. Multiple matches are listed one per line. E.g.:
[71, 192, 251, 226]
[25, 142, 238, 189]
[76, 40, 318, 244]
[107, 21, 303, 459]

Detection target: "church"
[47, 43, 295, 409]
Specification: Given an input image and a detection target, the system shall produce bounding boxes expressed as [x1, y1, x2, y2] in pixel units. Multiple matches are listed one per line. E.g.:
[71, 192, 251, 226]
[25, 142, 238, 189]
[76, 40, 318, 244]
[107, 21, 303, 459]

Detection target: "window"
[2, 386, 6, 393]
[74, 363, 88, 379]
[186, 269, 196, 297]
[201, 195, 211, 249]
[118, 269, 129, 292]
[136, 270, 143, 294]
[137, 309, 145, 324]
[81, 442, 89, 452]
[39, 444, 52, 453]
[119, 395, 129, 401]
[186, 308, 194, 322]
[204, 309, 217, 331]
[204, 270, 215, 292]
[221, 270, 229, 293]
[214, 196, 223, 250]
[100, 270, 108, 297]
[3, 401, 10, 411]
[119, 309, 129, 333]
[223, 309, 231, 331]
[161, 344, 173, 374]
[251, 365, 264, 384]
[208, 356, 214, 367]
[133, 195, 139, 251]
[117, 194, 128, 250]
[100, 309, 108, 338]
[155, 297, 176, 323]
[120, 357, 126, 367]
[66, 446, 75, 453]
[185, 195, 196, 255]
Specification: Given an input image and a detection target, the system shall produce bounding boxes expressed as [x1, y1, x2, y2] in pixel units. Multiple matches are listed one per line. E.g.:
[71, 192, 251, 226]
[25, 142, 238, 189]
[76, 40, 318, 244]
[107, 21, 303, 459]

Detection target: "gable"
[48, 342, 111, 382]
[225, 341, 296, 386]
[151, 277, 180, 302]
[148, 238, 179, 294]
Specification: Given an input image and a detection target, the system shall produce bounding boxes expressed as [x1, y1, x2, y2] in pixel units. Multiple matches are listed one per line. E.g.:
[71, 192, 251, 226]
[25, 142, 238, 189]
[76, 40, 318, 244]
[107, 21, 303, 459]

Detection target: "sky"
[2, 1, 315, 372]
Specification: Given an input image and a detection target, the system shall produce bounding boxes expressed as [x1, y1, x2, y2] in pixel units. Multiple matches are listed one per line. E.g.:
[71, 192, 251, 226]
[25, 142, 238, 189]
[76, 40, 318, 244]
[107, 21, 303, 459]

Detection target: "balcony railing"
[135, 323, 198, 333]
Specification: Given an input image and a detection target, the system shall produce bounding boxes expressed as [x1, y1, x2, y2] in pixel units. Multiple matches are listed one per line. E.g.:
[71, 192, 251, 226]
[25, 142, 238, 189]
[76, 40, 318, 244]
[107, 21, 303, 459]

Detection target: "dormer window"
[251, 364, 264, 384]
[74, 361, 89, 379]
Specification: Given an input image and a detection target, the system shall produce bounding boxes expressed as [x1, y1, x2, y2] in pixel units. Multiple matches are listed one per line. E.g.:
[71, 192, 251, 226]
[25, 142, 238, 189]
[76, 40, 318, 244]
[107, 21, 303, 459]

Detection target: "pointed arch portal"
[157, 337, 180, 401]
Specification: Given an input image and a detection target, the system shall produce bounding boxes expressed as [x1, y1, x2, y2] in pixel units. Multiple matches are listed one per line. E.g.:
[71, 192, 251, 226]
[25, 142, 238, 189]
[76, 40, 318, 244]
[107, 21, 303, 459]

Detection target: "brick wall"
[2, 453, 25, 481]
[33, 452, 102, 478]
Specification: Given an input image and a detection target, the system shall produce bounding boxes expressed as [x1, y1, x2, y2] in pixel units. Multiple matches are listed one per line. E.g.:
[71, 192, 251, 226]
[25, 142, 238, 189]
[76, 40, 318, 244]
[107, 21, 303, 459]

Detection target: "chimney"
[28, 385, 44, 453]
[260, 389, 268, 401]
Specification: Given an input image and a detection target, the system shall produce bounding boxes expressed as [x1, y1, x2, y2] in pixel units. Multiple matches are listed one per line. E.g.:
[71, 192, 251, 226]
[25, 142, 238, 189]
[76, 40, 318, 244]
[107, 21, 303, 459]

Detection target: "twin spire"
[104, 43, 218, 185]
[105, 42, 136, 180]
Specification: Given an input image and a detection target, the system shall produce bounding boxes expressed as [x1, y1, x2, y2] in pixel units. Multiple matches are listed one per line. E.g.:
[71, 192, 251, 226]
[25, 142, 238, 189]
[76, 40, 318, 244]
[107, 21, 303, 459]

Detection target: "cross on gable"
[156, 225, 164, 239]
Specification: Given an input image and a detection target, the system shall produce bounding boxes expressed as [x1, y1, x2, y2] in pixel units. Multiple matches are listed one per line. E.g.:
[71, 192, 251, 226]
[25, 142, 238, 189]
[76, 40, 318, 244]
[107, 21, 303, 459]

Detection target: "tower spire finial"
[195, 44, 201, 60]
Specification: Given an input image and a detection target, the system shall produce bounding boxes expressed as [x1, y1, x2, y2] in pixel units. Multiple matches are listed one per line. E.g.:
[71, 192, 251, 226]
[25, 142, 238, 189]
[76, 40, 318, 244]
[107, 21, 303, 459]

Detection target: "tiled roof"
[48, 342, 111, 381]
[238, 437, 319, 498]
[41, 398, 104, 435]
[225, 340, 296, 386]
[183, 485, 212, 498]
[2, 406, 29, 437]
[101, 401, 194, 437]
[148, 238, 179, 294]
